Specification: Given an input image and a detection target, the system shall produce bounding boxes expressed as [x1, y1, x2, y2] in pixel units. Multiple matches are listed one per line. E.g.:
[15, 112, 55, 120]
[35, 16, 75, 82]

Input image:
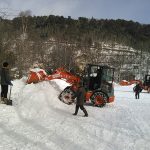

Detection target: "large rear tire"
[59, 87, 75, 105]
[90, 91, 108, 107]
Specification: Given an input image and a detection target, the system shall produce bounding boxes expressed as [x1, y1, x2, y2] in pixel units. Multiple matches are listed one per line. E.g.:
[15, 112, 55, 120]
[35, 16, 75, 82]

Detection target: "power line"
[0, 7, 21, 19]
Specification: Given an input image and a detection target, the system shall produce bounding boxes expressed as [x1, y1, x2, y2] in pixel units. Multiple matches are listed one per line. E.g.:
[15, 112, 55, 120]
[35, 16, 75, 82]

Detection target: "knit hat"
[3, 62, 9, 67]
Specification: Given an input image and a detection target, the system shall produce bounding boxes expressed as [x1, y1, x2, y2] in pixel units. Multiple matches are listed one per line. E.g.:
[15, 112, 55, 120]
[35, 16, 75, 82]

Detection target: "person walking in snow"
[133, 83, 142, 99]
[0, 62, 13, 104]
[73, 81, 88, 117]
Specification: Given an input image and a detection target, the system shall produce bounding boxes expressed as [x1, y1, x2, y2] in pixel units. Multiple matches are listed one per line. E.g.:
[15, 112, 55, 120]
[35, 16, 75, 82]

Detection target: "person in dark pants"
[73, 82, 88, 117]
[133, 83, 142, 99]
[0, 62, 13, 104]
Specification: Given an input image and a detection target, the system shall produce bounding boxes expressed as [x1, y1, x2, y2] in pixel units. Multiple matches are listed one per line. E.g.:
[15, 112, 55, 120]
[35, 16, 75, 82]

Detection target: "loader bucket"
[27, 69, 47, 84]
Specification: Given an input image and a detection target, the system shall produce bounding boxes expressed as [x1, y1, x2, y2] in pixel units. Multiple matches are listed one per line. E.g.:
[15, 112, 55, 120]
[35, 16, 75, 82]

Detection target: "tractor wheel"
[59, 87, 75, 105]
[90, 91, 108, 107]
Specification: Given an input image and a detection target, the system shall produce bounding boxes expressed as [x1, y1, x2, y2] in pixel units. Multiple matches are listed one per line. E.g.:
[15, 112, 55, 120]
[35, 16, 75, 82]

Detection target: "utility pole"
[139, 46, 143, 80]
[146, 58, 150, 74]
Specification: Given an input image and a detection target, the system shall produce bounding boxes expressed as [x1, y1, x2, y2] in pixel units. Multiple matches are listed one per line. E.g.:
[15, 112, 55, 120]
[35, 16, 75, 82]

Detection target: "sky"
[0, 0, 150, 24]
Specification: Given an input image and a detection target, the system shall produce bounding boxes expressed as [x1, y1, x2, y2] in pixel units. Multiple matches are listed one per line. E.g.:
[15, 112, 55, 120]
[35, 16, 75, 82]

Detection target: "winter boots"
[5, 98, 12, 105]
[0, 97, 12, 105]
[83, 108, 88, 117]
[0, 97, 5, 104]
[73, 105, 88, 117]
[72, 113, 77, 115]
[4, 98, 8, 104]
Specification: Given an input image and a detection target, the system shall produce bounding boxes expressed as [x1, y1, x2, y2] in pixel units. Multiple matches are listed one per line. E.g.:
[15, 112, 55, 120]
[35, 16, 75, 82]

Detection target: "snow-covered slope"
[0, 79, 150, 150]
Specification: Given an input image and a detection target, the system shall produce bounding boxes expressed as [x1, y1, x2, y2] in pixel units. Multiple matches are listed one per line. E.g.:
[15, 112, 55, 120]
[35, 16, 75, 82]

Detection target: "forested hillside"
[0, 15, 150, 80]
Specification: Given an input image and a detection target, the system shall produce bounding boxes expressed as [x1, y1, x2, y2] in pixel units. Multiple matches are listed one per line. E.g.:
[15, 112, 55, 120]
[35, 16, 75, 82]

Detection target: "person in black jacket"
[133, 83, 142, 99]
[0, 62, 13, 104]
[73, 82, 88, 117]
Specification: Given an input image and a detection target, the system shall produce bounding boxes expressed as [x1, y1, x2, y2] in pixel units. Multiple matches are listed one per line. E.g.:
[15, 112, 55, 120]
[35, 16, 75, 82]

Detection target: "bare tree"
[19, 10, 32, 35]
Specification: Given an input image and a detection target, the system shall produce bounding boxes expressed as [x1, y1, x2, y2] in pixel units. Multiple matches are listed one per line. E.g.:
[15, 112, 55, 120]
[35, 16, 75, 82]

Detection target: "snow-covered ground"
[0, 78, 150, 150]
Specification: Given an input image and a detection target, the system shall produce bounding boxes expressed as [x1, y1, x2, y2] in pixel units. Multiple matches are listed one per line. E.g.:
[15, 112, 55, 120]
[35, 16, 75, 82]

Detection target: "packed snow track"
[0, 78, 150, 150]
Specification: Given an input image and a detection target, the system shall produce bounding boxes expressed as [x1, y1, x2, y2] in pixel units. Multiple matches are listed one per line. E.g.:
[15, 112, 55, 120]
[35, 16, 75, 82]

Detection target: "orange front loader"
[119, 75, 150, 93]
[27, 64, 115, 107]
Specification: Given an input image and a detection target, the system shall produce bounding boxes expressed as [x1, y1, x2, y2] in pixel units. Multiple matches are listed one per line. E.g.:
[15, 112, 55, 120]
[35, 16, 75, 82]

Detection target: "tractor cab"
[84, 64, 114, 91]
[143, 75, 150, 92]
[143, 75, 150, 86]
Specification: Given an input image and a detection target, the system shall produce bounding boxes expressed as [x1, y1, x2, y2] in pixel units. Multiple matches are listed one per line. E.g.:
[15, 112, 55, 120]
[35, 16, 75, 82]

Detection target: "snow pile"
[30, 68, 46, 73]
[12, 79, 70, 119]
